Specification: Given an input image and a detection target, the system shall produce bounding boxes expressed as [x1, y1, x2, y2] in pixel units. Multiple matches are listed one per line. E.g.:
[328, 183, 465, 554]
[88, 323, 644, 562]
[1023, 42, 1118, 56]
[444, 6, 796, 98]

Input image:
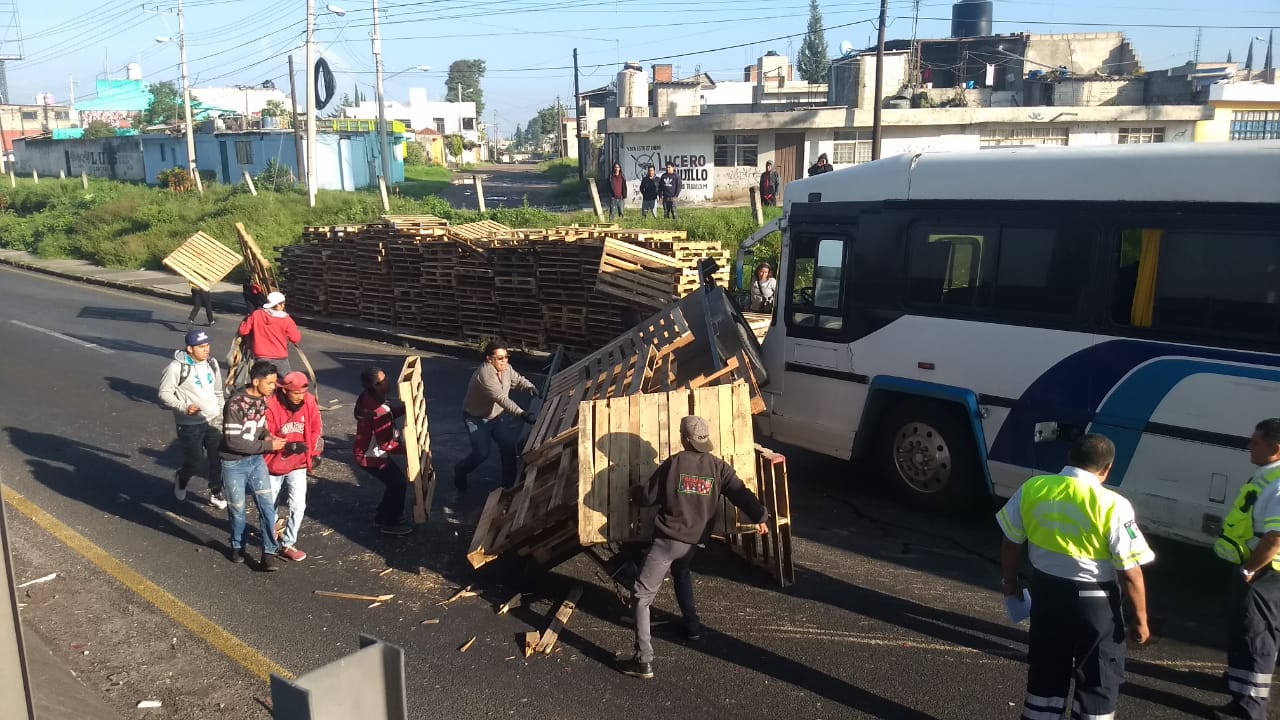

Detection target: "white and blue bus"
[739, 141, 1280, 546]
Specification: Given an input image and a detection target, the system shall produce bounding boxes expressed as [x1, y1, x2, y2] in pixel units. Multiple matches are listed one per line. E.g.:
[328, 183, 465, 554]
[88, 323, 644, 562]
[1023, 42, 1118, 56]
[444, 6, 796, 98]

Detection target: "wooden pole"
[473, 174, 485, 213]
[749, 186, 764, 226]
[80, 172, 88, 190]
[30, 170, 36, 183]
[872, 0, 888, 160]
[587, 176, 603, 221]
[8, 170, 14, 188]
[378, 176, 390, 212]
[243, 170, 257, 196]
[58, 169, 65, 180]
[288, 54, 306, 188]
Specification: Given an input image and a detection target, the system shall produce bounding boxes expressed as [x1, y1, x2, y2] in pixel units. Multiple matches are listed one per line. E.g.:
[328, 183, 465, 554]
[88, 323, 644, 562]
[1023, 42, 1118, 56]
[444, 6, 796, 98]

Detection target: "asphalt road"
[0, 265, 1263, 719]
[435, 164, 565, 210]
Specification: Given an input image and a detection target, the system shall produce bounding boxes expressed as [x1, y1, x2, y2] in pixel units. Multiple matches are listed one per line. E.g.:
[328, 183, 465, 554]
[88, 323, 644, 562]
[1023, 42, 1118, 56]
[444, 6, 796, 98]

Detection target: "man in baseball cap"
[265, 371, 322, 563]
[238, 289, 301, 376]
[158, 327, 228, 509]
[618, 415, 769, 680]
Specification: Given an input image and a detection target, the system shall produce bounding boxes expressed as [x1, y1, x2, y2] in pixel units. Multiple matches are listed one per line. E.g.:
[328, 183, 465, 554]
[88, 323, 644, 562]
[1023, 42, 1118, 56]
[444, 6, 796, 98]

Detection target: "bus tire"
[877, 399, 982, 509]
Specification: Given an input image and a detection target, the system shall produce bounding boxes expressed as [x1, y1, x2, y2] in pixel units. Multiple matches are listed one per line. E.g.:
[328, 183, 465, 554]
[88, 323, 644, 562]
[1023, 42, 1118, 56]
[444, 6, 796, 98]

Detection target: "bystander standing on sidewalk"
[158, 329, 228, 509]
[221, 360, 287, 570]
[454, 341, 538, 496]
[238, 291, 301, 376]
[353, 366, 413, 535]
[265, 371, 322, 562]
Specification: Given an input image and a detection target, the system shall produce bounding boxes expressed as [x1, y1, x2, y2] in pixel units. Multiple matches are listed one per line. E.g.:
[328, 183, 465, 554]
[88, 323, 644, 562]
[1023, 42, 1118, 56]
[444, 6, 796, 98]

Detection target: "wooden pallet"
[235, 223, 278, 293]
[448, 220, 511, 242]
[380, 214, 448, 229]
[162, 231, 242, 291]
[396, 356, 437, 525]
[577, 382, 756, 544]
[720, 445, 794, 586]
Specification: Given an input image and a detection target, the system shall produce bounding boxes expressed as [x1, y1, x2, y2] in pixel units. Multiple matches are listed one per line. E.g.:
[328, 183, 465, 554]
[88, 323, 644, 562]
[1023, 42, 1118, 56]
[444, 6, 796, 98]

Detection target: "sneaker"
[1210, 702, 1250, 720]
[378, 522, 413, 536]
[279, 546, 307, 562]
[209, 493, 228, 510]
[207, 319, 216, 327]
[260, 551, 279, 572]
[682, 624, 703, 642]
[228, 548, 246, 564]
[616, 656, 654, 679]
[173, 473, 187, 502]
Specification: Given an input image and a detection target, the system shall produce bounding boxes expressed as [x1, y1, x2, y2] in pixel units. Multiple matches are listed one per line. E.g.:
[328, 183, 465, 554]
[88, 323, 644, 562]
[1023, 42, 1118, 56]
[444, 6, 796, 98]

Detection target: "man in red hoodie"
[265, 372, 322, 562]
[238, 291, 301, 377]
[353, 366, 412, 535]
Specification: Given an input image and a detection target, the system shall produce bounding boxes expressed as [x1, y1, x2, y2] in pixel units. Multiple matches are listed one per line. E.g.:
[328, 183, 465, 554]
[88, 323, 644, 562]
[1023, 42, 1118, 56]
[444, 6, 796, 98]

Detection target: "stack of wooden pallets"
[455, 240, 501, 341]
[491, 243, 544, 349]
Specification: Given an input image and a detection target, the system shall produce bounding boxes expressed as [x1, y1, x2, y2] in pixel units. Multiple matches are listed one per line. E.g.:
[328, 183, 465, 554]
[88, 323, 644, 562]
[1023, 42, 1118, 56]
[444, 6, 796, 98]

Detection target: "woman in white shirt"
[748, 262, 777, 313]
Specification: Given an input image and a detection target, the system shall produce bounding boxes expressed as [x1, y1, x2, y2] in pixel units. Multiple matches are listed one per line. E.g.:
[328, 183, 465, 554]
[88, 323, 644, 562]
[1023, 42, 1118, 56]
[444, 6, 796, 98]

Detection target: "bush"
[539, 157, 578, 182]
[157, 167, 192, 192]
[403, 141, 426, 167]
[256, 159, 295, 190]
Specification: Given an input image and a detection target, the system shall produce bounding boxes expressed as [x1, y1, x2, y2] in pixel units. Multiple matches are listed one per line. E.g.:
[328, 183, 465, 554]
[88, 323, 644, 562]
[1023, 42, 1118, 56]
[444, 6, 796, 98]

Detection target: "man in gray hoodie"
[159, 329, 228, 509]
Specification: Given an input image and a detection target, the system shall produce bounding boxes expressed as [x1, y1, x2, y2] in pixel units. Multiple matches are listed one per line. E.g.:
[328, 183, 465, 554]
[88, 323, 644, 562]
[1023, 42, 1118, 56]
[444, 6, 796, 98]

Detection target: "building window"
[979, 126, 1069, 147]
[20, 111, 36, 121]
[235, 141, 253, 165]
[1118, 127, 1164, 144]
[160, 144, 166, 162]
[433, 118, 445, 133]
[832, 130, 872, 165]
[54, 111, 69, 121]
[713, 134, 758, 167]
[1230, 111, 1280, 141]
[462, 117, 475, 131]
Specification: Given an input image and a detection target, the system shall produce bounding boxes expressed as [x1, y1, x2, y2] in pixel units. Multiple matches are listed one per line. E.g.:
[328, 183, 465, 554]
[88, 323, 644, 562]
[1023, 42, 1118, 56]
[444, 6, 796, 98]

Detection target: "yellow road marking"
[2, 486, 292, 682]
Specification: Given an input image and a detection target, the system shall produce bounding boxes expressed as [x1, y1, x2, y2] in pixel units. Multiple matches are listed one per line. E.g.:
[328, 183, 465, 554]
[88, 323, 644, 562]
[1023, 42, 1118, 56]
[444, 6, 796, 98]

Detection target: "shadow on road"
[105, 376, 161, 405]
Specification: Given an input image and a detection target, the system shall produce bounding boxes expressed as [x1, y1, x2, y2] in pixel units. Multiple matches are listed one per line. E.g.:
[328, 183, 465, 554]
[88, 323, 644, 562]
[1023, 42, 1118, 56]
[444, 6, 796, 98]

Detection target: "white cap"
[263, 291, 286, 309]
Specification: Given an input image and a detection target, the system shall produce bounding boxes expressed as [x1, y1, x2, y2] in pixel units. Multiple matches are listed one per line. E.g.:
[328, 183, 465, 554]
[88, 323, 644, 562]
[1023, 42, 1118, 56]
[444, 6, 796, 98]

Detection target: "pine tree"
[796, 0, 831, 84]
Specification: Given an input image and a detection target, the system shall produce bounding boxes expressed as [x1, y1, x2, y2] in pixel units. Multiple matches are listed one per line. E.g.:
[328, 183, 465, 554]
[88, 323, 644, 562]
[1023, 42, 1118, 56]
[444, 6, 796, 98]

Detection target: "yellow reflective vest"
[1001, 474, 1124, 562]
[1214, 466, 1280, 569]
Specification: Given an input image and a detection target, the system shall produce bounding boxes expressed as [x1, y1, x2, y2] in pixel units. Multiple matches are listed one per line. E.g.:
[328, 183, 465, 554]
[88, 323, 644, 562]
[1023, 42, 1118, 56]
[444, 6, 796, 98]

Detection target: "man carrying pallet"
[618, 415, 769, 680]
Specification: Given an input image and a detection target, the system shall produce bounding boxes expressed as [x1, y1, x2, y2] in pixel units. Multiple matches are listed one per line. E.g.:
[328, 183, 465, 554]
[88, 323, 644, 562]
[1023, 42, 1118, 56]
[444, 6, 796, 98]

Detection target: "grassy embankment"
[0, 166, 781, 284]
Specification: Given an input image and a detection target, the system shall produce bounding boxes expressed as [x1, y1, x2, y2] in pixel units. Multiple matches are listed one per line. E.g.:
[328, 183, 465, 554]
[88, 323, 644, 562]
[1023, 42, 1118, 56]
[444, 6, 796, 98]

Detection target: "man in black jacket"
[221, 360, 287, 570]
[658, 162, 682, 219]
[638, 165, 659, 218]
[617, 416, 768, 679]
[807, 152, 833, 176]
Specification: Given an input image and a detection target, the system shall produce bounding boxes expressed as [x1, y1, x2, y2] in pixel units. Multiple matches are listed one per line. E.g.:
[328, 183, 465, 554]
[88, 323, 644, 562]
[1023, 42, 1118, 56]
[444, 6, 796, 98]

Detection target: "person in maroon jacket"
[265, 372, 322, 562]
[238, 291, 301, 376]
[600, 162, 627, 221]
[616, 415, 768, 680]
[352, 366, 412, 535]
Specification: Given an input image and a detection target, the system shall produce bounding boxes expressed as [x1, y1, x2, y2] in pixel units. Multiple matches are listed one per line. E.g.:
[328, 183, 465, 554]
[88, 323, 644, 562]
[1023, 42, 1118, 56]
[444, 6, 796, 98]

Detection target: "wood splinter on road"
[523, 631, 540, 658]
[437, 584, 477, 607]
[378, 568, 393, 577]
[313, 590, 395, 603]
[496, 593, 522, 615]
[419, 618, 440, 625]
[459, 636, 477, 653]
[535, 585, 583, 655]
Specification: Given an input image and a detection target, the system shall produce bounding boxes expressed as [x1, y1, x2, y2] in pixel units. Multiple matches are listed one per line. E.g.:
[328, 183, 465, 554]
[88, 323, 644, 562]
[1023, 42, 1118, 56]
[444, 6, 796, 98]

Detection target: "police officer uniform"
[997, 466, 1155, 720]
[1214, 459, 1280, 719]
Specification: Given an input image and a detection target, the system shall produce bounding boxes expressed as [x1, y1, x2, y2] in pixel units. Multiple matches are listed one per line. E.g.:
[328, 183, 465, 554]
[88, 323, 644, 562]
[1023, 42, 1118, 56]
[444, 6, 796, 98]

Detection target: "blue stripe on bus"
[987, 339, 1280, 482]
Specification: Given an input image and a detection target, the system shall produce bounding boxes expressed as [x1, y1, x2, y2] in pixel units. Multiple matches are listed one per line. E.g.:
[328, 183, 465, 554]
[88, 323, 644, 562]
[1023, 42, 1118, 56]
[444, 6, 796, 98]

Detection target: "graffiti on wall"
[622, 138, 717, 203]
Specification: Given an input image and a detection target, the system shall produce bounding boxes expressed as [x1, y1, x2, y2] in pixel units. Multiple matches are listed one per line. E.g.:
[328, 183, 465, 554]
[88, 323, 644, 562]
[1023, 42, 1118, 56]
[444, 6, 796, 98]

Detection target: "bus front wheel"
[878, 400, 982, 509]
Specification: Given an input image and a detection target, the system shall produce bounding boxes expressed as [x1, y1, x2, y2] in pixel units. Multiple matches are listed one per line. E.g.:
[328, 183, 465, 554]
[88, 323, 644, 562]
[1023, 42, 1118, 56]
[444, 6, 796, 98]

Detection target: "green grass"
[0, 175, 782, 290]
[398, 165, 452, 200]
[539, 157, 580, 182]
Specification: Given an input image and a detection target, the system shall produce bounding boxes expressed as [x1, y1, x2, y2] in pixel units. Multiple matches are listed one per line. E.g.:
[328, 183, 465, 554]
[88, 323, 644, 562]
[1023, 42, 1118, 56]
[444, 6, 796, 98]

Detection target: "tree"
[444, 59, 486, 115]
[796, 0, 831, 85]
[142, 81, 183, 127]
[82, 119, 117, 139]
[261, 99, 291, 127]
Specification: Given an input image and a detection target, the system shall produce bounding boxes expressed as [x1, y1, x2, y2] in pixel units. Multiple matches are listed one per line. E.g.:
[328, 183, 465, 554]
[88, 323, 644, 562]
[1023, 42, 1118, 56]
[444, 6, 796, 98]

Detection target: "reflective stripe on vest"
[1214, 466, 1280, 568]
[1020, 474, 1120, 561]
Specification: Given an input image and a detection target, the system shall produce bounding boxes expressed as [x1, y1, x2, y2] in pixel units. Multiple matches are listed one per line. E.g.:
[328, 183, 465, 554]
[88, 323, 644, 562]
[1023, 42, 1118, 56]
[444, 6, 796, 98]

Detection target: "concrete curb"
[0, 253, 548, 369]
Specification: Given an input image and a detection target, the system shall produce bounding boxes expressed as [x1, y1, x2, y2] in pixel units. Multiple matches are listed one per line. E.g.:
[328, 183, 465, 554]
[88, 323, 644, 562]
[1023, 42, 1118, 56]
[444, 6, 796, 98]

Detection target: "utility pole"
[871, 0, 888, 160]
[371, 0, 391, 184]
[457, 83, 462, 103]
[68, 75, 75, 108]
[305, 0, 317, 207]
[288, 55, 305, 184]
[555, 96, 563, 158]
[573, 48, 583, 181]
[177, 0, 201, 193]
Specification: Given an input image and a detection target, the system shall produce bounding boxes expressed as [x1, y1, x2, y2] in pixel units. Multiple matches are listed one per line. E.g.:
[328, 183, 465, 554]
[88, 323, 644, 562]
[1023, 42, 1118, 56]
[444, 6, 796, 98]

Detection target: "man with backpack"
[158, 329, 228, 509]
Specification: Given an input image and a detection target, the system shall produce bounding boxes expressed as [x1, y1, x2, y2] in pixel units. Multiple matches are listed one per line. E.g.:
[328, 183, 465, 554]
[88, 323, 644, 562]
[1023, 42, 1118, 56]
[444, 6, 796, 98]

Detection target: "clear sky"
[3, 0, 1277, 139]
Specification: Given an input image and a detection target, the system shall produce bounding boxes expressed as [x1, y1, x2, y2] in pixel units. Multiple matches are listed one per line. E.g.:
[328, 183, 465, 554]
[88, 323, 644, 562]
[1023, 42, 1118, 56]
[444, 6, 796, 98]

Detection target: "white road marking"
[9, 320, 112, 353]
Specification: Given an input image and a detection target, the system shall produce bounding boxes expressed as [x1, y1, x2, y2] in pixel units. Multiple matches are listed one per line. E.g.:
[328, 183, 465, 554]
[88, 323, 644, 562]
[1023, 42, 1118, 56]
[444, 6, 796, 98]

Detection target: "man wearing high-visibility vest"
[997, 433, 1154, 720]
[1210, 418, 1280, 720]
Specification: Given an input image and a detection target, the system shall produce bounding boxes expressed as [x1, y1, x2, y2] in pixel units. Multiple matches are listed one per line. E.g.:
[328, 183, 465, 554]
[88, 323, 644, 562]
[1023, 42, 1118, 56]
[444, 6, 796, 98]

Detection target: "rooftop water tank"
[617, 62, 648, 111]
[951, 0, 992, 38]
[126, 63, 142, 81]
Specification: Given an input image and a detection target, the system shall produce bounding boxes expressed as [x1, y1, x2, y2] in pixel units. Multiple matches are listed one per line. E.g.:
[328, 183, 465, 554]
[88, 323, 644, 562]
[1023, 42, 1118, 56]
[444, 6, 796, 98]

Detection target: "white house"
[345, 88, 485, 162]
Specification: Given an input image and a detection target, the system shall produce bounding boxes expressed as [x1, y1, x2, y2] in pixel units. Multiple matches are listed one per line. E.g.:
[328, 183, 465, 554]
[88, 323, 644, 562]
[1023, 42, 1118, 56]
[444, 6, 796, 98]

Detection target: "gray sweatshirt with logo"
[158, 350, 225, 427]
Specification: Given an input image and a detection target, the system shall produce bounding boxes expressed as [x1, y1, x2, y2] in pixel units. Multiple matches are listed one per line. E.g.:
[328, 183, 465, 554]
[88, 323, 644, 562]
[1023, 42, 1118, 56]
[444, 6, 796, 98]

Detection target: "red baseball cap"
[280, 372, 310, 391]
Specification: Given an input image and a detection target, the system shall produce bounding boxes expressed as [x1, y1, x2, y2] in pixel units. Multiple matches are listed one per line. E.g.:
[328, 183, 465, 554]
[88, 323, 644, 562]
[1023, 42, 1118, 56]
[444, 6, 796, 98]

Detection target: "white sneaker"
[209, 492, 228, 510]
[173, 474, 187, 502]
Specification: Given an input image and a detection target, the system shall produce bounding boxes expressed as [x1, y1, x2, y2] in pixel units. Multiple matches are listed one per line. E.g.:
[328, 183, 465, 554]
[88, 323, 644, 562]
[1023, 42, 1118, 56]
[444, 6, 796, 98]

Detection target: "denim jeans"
[222, 455, 279, 554]
[268, 467, 308, 547]
[641, 199, 657, 218]
[662, 199, 677, 219]
[454, 414, 519, 489]
[175, 423, 223, 495]
[632, 537, 700, 663]
[607, 197, 624, 220]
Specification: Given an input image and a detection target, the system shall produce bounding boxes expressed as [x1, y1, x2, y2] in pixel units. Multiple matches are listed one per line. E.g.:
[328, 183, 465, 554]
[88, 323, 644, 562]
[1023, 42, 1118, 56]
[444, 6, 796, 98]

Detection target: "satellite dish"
[840, 40, 855, 57]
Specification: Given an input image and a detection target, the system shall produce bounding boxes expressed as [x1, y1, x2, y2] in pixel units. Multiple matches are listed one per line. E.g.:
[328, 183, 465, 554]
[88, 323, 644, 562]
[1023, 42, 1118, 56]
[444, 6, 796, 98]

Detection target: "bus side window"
[1111, 228, 1159, 327]
[1155, 230, 1280, 339]
[907, 230, 988, 307]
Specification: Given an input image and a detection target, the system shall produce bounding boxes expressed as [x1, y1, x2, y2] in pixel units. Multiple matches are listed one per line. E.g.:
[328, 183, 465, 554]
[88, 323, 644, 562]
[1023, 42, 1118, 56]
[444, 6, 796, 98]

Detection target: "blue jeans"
[454, 414, 519, 489]
[640, 199, 657, 218]
[607, 197, 624, 220]
[268, 468, 308, 547]
[222, 455, 279, 554]
[175, 423, 222, 495]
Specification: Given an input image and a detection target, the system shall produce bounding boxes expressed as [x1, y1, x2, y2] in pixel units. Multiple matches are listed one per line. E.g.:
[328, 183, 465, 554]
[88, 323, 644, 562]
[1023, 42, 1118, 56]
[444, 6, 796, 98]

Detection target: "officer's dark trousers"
[1225, 568, 1280, 719]
[1022, 571, 1125, 720]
